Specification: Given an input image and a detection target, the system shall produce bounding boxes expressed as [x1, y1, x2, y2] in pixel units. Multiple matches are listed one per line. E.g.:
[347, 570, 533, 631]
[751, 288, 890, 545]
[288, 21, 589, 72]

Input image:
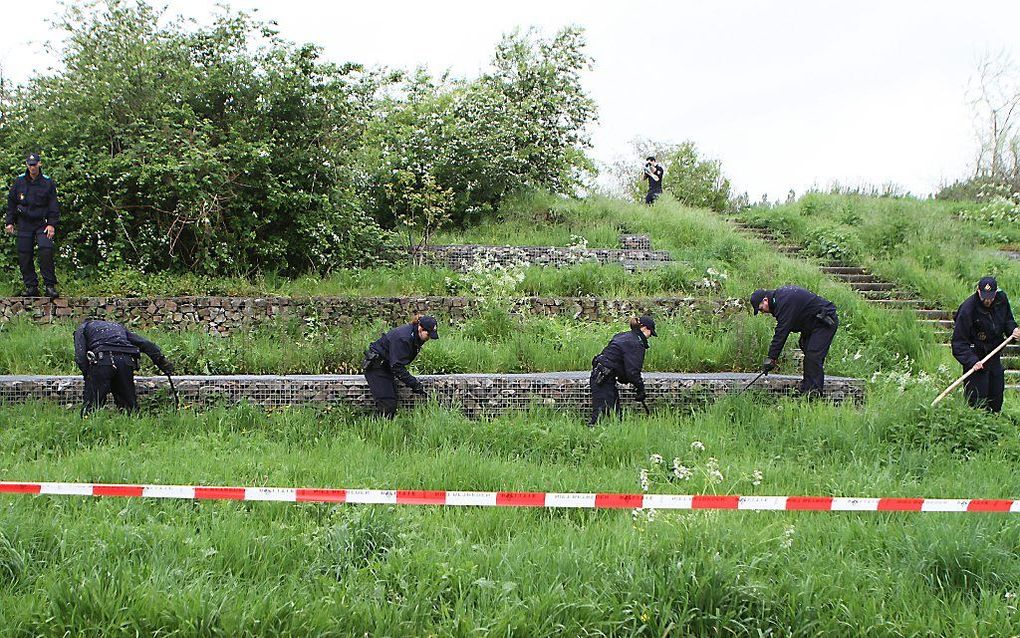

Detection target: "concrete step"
[914, 309, 952, 320]
[870, 299, 927, 307]
[820, 266, 869, 275]
[918, 319, 954, 330]
[851, 282, 897, 292]
[832, 274, 882, 283]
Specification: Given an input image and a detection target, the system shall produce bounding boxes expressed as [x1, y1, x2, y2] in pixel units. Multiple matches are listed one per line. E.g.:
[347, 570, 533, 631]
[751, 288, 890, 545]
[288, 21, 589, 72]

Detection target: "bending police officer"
[951, 276, 1020, 413]
[751, 286, 838, 397]
[363, 315, 438, 418]
[5, 153, 60, 298]
[74, 319, 174, 415]
[589, 315, 656, 425]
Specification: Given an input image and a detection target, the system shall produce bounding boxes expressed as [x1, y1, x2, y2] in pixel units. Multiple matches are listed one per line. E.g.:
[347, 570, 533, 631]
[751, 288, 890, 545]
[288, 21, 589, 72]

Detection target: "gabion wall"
[0, 295, 744, 335]
[413, 245, 674, 272]
[0, 372, 864, 418]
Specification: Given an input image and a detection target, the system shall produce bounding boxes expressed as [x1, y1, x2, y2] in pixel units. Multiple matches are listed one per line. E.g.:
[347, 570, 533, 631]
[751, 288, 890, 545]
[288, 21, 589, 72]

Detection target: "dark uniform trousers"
[365, 363, 398, 418]
[964, 357, 1005, 413]
[82, 353, 139, 414]
[589, 368, 621, 425]
[16, 225, 56, 289]
[797, 320, 838, 396]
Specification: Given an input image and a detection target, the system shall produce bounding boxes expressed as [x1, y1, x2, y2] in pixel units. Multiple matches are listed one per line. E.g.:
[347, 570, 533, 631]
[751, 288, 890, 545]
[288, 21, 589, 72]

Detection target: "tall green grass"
[739, 192, 1020, 310]
[1, 387, 1020, 635]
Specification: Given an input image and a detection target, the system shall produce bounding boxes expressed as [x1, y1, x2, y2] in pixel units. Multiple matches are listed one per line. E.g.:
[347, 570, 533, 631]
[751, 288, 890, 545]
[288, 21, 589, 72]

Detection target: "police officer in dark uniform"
[362, 315, 438, 418]
[5, 153, 61, 298]
[751, 285, 839, 397]
[951, 276, 1020, 413]
[74, 319, 174, 415]
[589, 315, 656, 425]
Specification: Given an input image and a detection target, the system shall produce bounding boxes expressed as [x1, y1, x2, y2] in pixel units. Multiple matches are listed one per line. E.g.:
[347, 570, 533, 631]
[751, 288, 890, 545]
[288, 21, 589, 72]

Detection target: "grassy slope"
[1, 193, 946, 377]
[737, 192, 1020, 311]
[2, 389, 1020, 635]
[2, 192, 1015, 634]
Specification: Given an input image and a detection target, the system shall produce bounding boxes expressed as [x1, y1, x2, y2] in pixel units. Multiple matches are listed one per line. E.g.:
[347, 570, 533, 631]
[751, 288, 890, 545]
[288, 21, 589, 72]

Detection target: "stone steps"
[0, 372, 866, 417]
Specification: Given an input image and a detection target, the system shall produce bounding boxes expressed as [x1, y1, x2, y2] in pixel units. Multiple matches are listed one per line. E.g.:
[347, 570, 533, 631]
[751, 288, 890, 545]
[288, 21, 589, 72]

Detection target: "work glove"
[635, 387, 647, 403]
[412, 384, 428, 398]
[761, 358, 776, 374]
[155, 356, 174, 375]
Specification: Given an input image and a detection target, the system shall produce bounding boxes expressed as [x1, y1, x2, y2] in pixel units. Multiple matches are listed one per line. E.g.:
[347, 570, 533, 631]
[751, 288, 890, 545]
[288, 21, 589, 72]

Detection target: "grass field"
[3, 192, 1019, 634]
[2, 385, 1020, 635]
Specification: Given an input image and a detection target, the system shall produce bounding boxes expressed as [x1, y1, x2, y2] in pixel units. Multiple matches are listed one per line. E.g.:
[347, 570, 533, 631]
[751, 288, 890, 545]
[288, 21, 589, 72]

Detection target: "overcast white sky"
[1, 0, 1017, 199]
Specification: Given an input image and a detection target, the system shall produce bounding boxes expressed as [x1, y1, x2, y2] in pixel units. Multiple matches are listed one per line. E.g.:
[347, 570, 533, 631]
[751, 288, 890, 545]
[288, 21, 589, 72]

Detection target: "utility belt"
[362, 349, 384, 373]
[591, 356, 616, 385]
[87, 350, 138, 370]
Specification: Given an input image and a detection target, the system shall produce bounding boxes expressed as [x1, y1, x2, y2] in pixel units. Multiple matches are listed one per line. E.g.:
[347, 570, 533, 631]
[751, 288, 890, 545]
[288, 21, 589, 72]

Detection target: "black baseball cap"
[750, 289, 768, 314]
[978, 276, 998, 301]
[638, 315, 657, 336]
[25, 153, 40, 166]
[419, 315, 439, 339]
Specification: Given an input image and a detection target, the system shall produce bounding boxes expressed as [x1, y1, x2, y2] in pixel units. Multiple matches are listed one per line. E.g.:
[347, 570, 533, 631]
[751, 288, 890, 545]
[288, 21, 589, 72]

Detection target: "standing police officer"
[951, 276, 1020, 413]
[750, 285, 839, 397]
[74, 319, 174, 415]
[362, 315, 438, 418]
[589, 315, 656, 425]
[5, 153, 60, 298]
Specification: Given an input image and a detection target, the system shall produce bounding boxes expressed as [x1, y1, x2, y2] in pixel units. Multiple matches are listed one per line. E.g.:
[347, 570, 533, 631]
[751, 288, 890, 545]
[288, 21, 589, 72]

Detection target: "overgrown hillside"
[737, 192, 1020, 310]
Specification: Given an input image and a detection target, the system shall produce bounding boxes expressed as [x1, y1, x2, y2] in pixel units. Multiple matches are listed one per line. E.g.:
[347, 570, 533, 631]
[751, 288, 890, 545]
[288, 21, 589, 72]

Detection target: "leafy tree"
[1, 0, 390, 276]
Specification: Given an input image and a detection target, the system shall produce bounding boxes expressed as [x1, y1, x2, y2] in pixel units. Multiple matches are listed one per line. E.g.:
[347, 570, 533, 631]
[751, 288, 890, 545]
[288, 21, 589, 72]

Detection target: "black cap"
[638, 315, 657, 337]
[418, 315, 439, 340]
[25, 153, 40, 166]
[750, 289, 768, 314]
[978, 276, 998, 301]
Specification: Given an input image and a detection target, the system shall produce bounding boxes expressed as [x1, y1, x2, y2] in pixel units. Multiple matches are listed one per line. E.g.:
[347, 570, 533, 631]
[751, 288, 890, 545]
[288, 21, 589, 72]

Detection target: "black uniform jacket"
[73, 320, 164, 372]
[952, 291, 1018, 368]
[6, 172, 60, 229]
[766, 286, 837, 361]
[596, 328, 649, 389]
[369, 324, 425, 390]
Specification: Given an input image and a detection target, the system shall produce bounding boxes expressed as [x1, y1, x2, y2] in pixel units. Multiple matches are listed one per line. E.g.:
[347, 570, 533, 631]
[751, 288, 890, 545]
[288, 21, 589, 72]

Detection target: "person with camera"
[642, 156, 664, 205]
[74, 319, 174, 415]
[750, 286, 838, 398]
[589, 315, 656, 425]
[5, 153, 61, 298]
[362, 315, 439, 418]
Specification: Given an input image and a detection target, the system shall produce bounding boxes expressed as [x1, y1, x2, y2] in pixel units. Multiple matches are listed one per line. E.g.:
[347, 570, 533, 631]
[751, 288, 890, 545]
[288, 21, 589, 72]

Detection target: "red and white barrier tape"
[0, 481, 1017, 513]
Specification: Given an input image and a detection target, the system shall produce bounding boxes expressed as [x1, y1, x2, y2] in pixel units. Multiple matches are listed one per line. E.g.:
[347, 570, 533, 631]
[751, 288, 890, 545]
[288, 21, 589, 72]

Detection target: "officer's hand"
[43, 225, 55, 240]
[973, 361, 984, 371]
[635, 388, 647, 403]
[412, 385, 427, 398]
[156, 357, 174, 375]
[1012, 327, 1020, 340]
[3, 224, 12, 235]
[761, 358, 776, 374]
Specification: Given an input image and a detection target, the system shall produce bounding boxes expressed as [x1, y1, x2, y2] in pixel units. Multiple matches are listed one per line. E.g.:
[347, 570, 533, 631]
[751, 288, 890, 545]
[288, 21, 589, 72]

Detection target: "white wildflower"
[691, 441, 705, 452]
[649, 453, 663, 465]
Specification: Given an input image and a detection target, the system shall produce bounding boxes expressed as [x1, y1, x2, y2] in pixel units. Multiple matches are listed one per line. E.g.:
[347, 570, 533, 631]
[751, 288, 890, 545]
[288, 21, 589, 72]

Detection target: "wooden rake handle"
[931, 335, 1015, 407]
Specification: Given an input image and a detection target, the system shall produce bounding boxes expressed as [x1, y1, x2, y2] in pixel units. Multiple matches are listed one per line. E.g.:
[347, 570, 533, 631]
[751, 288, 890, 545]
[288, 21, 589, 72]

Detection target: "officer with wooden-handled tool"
[588, 315, 656, 426]
[943, 276, 1020, 412]
[74, 319, 174, 416]
[750, 286, 839, 398]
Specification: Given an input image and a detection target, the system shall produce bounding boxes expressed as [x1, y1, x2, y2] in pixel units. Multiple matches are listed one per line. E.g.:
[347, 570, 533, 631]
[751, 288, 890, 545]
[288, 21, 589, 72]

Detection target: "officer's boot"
[19, 287, 39, 297]
[45, 286, 59, 299]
